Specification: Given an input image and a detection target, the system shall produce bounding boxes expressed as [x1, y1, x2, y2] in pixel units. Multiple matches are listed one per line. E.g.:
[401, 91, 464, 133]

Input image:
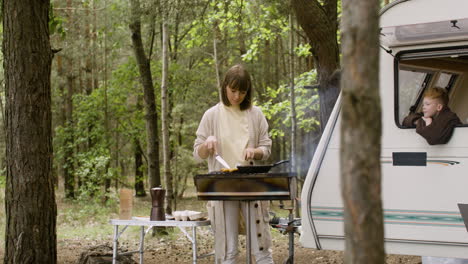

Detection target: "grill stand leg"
[246, 201, 252, 264]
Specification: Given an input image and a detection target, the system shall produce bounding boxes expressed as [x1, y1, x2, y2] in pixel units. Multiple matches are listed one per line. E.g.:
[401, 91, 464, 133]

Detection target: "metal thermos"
[150, 187, 166, 221]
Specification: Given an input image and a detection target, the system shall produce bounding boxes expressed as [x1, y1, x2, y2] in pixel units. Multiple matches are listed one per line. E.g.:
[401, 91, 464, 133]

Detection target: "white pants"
[222, 201, 274, 264]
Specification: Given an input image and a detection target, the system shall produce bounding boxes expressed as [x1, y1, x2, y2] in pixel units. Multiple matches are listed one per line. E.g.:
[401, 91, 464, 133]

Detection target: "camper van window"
[435, 72, 454, 88]
[435, 73, 458, 93]
[396, 46, 468, 127]
[398, 69, 432, 124]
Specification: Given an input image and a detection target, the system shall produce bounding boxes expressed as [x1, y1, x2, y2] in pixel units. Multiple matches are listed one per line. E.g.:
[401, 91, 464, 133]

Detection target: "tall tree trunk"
[3, 1, 57, 263]
[56, 55, 67, 193]
[289, 13, 297, 172]
[84, 7, 93, 95]
[133, 94, 146, 197]
[289, 14, 299, 219]
[85, 3, 95, 151]
[292, 0, 340, 130]
[212, 0, 227, 93]
[64, 69, 76, 198]
[161, 19, 173, 215]
[129, 0, 161, 189]
[340, 0, 384, 263]
[274, 38, 280, 90]
[102, 0, 111, 201]
[133, 137, 146, 197]
[237, 0, 247, 55]
[213, 21, 221, 93]
[92, 0, 99, 92]
[63, 0, 76, 199]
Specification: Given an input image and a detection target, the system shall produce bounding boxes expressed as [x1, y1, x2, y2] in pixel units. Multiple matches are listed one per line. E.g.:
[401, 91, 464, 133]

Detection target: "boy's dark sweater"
[402, 107, 462, 145]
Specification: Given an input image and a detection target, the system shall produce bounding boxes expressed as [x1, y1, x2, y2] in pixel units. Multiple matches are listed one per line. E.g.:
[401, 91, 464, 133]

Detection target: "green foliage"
[295, 43, 312, 57]
[53, 58, 145, 200]
[241, 2, 289, 62]
[259, 70, 320, 139]
[47, 0, 325, 202]
[59, 196, 118, 225]
[171, 148, 203, 198]
[74, 151, 114, 199]
[166, 61, 217, 196]
[49, 3, 66, 38]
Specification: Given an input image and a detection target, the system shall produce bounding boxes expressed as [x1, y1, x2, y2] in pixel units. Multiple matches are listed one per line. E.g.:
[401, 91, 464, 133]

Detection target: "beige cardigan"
[193, 103, 273, 261]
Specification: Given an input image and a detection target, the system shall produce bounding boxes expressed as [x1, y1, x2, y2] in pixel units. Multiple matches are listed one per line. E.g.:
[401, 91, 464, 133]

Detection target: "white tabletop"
[110, 217, 211, 227]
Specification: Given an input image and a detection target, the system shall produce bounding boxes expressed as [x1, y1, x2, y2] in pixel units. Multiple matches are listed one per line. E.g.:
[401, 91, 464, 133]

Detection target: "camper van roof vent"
[381, 18, 468, 48]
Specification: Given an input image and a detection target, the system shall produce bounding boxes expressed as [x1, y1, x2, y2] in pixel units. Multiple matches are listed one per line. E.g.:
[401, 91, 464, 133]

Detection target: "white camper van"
[300, 0, 468, 258]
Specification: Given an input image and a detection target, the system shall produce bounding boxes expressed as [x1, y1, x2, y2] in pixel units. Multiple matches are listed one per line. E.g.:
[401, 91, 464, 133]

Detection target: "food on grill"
[221, 168, 238, 173]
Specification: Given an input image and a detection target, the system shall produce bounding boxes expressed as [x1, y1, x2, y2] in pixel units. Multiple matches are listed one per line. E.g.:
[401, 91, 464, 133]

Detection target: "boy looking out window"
[403, 87, 461, 145]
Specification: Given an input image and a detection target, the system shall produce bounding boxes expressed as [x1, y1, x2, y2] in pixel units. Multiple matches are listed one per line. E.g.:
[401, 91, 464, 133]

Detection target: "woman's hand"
[244, 147, 263, 161]
[244, 148, 256, 160]
[197, 136, 217, 159]
[204, 136, 218, 154]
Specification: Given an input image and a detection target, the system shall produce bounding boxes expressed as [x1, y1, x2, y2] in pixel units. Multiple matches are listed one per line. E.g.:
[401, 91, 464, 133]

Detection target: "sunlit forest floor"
[0, 185, 421, 263]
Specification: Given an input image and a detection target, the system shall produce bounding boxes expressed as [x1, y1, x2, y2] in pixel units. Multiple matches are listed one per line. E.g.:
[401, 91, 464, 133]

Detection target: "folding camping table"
[110, 217, 212, 264]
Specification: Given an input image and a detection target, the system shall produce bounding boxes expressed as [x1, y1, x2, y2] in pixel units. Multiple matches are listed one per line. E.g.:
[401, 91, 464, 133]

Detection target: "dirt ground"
[48, 232, 420, 264]
[0, 229, 422, 264]
[0, 189, 422, 263]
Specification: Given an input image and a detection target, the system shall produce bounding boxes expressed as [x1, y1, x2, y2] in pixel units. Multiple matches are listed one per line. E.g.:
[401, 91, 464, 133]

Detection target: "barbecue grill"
[194, 172, 295, 201]
[194, 171, 296, 264]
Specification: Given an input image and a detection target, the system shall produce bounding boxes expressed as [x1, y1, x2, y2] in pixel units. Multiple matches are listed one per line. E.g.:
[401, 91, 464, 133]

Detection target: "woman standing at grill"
[193, 64, 274, 264]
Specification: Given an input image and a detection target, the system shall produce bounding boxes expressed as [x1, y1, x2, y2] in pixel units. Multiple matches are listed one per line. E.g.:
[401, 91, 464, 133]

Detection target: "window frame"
[394, 45, 468, 128]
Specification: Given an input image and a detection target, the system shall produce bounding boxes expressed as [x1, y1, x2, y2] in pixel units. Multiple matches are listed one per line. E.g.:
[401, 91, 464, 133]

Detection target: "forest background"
[0, 0, 328, 207]
[0, 0, 399, 263]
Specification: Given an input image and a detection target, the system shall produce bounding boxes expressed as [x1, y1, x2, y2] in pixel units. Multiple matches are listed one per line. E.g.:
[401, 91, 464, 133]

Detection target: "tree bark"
[289, 13, 297, 172]
[3, 1, 57, 263]
[340, 0, 384, 263]
[102, 0, 111, 202]
[213, 17, 222, 93]
[129, 0, 161, 189]
[63, 0, 76, 199]
[133, 137, 146, 197]
[64, 69, 76, 198]
[161, 19, 173, 215]
[291, 0, 340, 129]
[55, 54, 67, 193]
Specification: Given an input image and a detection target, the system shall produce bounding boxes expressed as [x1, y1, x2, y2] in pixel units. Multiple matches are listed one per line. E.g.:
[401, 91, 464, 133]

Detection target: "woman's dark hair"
[220, 64, 252, 110]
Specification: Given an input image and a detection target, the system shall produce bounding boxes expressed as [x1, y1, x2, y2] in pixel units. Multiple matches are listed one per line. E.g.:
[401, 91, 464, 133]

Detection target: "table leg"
[113, 225, 118, 264]
[139, 226, 145, 264]
[246, 201, 251, 264]
[192, 226, 197, 264]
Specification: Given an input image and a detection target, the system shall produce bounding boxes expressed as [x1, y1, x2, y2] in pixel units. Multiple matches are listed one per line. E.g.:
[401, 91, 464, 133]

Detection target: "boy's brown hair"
[424, 86, 449, 106]
[220, 64, 252, 110]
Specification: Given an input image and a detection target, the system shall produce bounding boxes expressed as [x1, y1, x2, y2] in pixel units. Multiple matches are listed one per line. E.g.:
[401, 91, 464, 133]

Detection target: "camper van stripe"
[311, 207, 464, 227]
[312, 206, 460, 214]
